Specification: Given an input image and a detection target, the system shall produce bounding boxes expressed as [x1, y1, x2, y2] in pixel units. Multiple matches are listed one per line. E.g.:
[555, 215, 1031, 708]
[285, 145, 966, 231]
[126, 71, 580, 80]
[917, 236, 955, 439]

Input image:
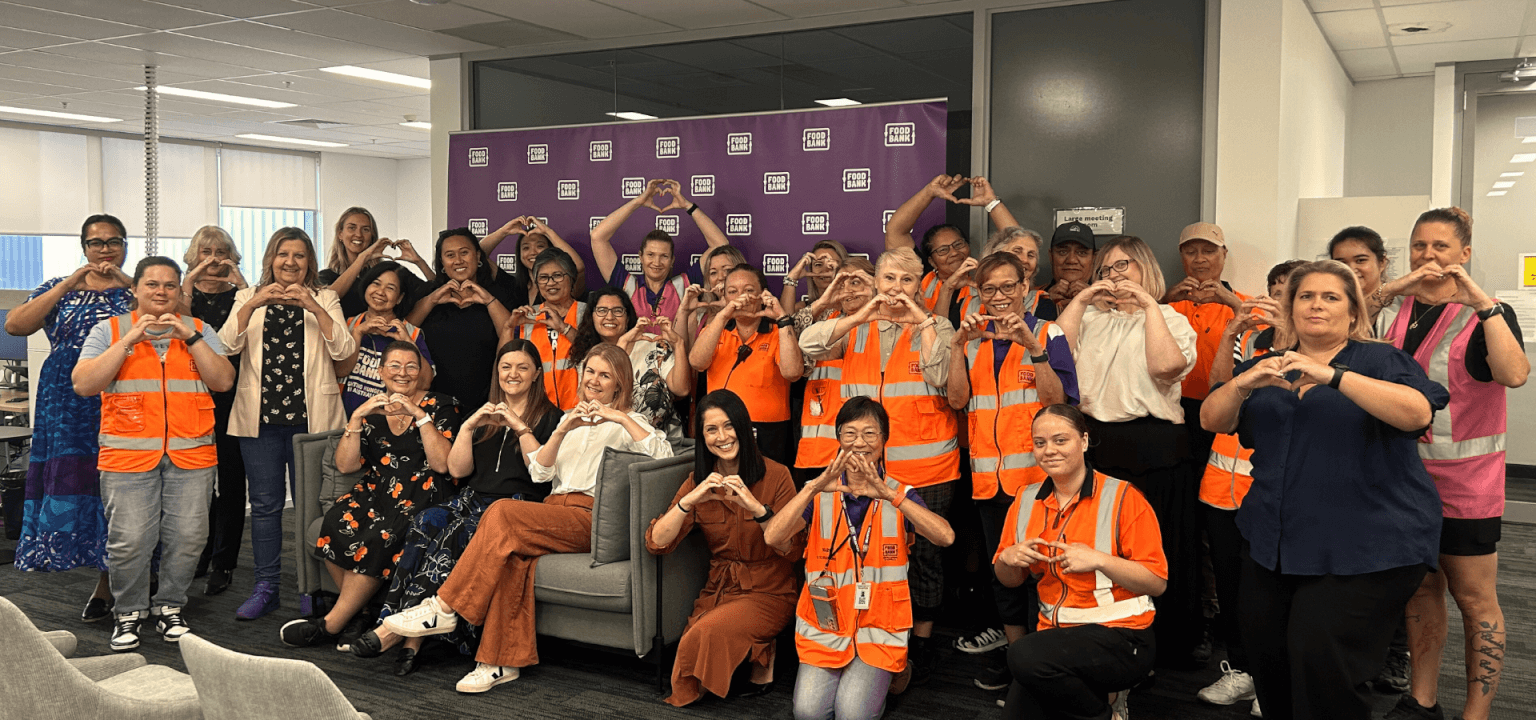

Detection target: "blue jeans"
[792, 658, 891, 720]
[239, 424, 306, 585]
[100, 455, 215, 614]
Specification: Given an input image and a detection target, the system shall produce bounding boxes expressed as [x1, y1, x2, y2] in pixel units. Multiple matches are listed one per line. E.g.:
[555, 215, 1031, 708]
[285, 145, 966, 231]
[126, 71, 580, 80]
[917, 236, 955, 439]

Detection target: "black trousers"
[978, 496, 1038, 628]
[1003, 624, 1156, 720]
[1239, 556, 1426, 720]
[1204, 505, 1247, 670]
[198, 388, 247, 573]
[753, 420, 794, 469]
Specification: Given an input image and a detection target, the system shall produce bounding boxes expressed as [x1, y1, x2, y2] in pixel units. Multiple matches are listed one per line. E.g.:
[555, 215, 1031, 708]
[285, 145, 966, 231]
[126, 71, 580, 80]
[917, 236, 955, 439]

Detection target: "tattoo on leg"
[1469, 621, 1505, 697]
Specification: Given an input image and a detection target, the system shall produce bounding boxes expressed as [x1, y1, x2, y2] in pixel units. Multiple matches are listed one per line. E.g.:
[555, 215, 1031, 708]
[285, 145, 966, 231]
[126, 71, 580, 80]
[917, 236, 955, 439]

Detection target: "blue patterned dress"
[15, 277, 132, 571]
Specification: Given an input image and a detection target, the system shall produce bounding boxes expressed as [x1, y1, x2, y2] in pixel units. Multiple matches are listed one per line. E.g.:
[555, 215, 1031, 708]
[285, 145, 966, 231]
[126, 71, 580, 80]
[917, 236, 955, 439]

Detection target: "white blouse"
[527, 410, 672, 495]
[1075, 303, 1198, 424]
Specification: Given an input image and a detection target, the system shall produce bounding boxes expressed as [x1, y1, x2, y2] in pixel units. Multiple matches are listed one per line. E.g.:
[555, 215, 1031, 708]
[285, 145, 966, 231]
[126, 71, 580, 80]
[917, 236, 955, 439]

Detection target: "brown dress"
[645, 459, 804, 706]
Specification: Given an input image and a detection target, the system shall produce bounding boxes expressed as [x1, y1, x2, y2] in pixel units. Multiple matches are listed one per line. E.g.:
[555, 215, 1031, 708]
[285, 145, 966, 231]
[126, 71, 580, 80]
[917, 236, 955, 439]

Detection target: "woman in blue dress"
[5, 215, 134, 621]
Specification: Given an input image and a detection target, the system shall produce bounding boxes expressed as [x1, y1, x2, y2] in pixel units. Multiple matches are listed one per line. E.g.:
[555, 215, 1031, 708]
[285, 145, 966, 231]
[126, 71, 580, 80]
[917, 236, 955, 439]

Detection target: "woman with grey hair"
[506, 247, 587, 411]
[981, 226, 1056, 320]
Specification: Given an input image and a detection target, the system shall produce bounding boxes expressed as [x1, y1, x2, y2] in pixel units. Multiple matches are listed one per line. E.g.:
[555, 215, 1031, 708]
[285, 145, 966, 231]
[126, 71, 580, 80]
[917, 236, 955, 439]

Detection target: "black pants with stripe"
[1002, 624, 1155, 720]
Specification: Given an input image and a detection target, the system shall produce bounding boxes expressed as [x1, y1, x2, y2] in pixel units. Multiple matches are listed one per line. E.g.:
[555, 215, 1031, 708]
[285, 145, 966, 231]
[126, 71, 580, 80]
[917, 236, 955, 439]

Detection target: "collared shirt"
[1075, 303, 1198, 423]
[527, 410, 673, 495]
[1169, 280, 1251, 400]
[799, 316, 955, 388]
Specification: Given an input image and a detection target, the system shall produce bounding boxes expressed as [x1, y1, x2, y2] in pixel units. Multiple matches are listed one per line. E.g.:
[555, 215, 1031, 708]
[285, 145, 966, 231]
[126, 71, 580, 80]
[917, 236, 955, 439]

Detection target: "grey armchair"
[0, 595, 202, 720]
[179, 633, 370, 720]
[292, 429, 361, 612]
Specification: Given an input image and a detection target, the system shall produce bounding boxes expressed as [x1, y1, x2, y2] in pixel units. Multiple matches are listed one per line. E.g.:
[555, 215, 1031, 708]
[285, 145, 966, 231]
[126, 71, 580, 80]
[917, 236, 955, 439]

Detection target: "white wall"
[318, 152, 433, 278]
[396, 158, 432, 249]
[1345, 77, 1434, 198]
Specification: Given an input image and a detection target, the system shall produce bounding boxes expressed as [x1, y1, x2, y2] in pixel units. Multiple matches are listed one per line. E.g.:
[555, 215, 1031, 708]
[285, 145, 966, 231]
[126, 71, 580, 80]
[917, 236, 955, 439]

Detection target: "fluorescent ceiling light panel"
[1493, 181, 1516, 188]
[236, 133, 347, 148]
[1487, 190, 1508, 196]
[815, 98, 861, 107]
[1501, 172, 1525, 177]
[1513, 153, 1536, 163]
[321, 66, 431, 89]
[0, 105, 121, 123]
[399, 121, 431, 130]
[1525, 137, 1536, 143]
[605, 112, 657, 120]
[137, 86, 295, 109]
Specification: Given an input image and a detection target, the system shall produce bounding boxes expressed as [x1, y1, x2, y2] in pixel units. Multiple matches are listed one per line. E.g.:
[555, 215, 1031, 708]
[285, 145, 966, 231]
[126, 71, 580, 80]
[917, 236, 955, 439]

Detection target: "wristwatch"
[1030, 350, 1049, 364]
[1328, 364, 1349, 389]
[776, 315, 796, 329]
[1476, 304, 1505, 323]
[183, 331, 203, 347]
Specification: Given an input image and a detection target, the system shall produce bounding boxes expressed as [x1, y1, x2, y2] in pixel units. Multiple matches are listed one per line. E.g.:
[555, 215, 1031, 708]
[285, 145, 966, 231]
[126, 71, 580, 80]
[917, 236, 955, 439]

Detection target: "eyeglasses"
[838, 430, 884, 444]
[537, 272, 569, 285]
[383, 363, 421, 373]
[592, 306, 626, 318]
[929, 238, 970, 259]
[979, 281, 1021, 298]
[1097, 258, 1136, 279]
[85, 238, 126, 251]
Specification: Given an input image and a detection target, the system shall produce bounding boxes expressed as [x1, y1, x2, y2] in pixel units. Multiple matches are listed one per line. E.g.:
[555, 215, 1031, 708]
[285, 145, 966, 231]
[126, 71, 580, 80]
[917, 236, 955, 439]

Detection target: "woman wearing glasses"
[407, 228, 518, 410]
[569, 288, 690, 440]
[886, 174, 1024, 327]
[507, 248, 587, 411]
[1057, 235, 1201, 673]
[6, 214, 133, 620]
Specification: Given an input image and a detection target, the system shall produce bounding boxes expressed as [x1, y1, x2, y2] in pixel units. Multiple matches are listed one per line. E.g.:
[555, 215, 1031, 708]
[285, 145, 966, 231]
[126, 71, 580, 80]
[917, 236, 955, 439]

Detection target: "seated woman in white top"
[379, 342, 671, 693]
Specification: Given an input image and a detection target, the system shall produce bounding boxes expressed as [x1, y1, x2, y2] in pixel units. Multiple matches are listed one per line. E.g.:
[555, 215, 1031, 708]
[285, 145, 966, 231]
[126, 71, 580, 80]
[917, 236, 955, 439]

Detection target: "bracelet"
[916, 317, 936, 331]
[515, 426, 534, 438]
[677, 501, 692, 514]
[342, 425, 362, 437]
[183, 331, 203, 347]
[1030, 351, 1049, 364]
[984, 199, 1002, 213]
[753, 506, 775, 524]
[414, 415, 432, 428]
[889, 491, 904, 508]
[783, 277, 798, 287]
[686, 203, 699, 215]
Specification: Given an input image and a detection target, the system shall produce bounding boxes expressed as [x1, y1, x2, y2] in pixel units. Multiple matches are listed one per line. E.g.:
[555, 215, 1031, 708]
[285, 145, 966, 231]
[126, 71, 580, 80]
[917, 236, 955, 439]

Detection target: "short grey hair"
[984, 226, 1042, 257]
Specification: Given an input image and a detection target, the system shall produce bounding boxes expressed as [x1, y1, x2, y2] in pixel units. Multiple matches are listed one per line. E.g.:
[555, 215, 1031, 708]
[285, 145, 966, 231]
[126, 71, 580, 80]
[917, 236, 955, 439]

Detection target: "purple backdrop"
[448, 100, 947, 291]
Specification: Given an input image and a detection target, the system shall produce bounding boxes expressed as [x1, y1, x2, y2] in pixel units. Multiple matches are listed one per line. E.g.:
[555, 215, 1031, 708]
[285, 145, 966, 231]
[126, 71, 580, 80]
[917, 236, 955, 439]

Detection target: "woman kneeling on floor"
[281, 340, 461, 650]
[645, 389, 802, 706]
[380, 342, 672, 693]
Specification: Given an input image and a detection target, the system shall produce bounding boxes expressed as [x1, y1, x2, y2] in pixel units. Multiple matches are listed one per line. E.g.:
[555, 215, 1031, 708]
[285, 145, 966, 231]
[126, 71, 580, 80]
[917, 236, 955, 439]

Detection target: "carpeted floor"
[2, 521, 1530, 719]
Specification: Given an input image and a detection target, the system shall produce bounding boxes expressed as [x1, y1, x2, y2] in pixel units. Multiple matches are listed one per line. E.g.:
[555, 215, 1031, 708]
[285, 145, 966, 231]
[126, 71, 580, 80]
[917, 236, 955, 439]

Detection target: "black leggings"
[199, 389, 246, 573]
[1003, 624, 1155, 720]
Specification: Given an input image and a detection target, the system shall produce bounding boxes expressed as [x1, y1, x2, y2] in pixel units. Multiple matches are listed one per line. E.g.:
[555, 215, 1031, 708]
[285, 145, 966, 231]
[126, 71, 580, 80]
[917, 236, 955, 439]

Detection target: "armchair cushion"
[317, 432, 363, 515]
[589, 447, 653, 567]
[533, 553, 631, 612]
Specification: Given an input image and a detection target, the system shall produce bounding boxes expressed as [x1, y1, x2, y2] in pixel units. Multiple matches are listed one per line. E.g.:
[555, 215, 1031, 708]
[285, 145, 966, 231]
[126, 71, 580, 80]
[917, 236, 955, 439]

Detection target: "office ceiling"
[0, 0, 1532, 157]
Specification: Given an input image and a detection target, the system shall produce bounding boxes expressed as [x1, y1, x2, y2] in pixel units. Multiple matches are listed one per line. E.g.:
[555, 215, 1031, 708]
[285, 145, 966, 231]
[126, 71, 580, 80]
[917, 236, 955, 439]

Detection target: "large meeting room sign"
[448, 100, 947, 285]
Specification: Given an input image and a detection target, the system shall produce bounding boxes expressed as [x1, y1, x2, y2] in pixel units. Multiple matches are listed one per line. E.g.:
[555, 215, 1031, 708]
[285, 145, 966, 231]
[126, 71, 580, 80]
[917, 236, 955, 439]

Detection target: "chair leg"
[653, 554, 666, 694]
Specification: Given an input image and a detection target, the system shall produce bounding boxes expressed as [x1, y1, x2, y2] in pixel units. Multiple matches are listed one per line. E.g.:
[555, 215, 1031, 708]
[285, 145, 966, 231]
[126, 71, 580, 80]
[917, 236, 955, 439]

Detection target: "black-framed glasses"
[85, 238, 126, 251]
[537, 271, 569, 285]
[1097, 258, 1135, 279]
[929, 238, 969, 258]
[592, 306, 626, 318]
[979, 281, 1021, 298]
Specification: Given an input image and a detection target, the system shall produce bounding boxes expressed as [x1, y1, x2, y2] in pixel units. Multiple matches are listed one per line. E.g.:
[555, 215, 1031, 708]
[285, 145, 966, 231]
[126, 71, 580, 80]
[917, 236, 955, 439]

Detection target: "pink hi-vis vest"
[624, 273, 688, 323]
[1385, 301, 1507, 519]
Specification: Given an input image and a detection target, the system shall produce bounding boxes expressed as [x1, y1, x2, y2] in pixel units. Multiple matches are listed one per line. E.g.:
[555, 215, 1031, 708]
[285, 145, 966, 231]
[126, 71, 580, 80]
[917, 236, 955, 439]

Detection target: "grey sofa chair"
[0, 596, 202, 720]
[41, 628, 155, 681]
[179, 633, 370, 720]
[292, 429, 361, 611]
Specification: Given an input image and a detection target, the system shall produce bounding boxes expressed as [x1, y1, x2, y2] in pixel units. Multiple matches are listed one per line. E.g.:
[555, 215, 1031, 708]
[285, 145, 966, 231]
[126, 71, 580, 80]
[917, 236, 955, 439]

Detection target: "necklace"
[1407, 299, 1439, 331]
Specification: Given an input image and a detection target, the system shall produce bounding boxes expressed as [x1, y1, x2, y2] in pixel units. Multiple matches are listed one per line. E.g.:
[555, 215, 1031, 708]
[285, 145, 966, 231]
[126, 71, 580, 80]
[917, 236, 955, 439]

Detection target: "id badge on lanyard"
[846, 499, 879, 610]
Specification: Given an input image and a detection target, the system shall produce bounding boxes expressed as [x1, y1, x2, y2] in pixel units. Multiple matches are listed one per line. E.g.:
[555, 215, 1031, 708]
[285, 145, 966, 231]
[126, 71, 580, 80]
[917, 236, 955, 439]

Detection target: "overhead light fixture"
[0, 105, 122, 123]
[1499, 59, 1536, 84]
[815, 98, 861, 107]
[1524, 136, 1536, 143]
[1493, 181, 1517, 188]
[321, 66, 431, 89]
[400, 121, 431, 130]
[236, 133, 347, 148]
[1487, 190, 1508, 196]
[1502, 171, 1525, 177]
[605, 111, 657, 121]
[137, 85, 296, 109]
[1512, 153, 1536, 163]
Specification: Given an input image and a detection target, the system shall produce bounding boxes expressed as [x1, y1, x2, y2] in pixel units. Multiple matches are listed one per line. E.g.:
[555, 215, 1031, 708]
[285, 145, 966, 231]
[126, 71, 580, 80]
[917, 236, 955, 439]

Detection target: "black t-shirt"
[318, 268, 369, 319]
[467, 410, 561, 500]
[412, 273, 519, 409]
[1399, 301, 1524, 383]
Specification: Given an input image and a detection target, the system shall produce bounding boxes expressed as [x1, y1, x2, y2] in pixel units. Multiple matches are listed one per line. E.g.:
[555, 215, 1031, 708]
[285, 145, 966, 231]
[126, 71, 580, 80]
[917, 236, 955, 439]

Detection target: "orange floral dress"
[315, 392, 462, 579]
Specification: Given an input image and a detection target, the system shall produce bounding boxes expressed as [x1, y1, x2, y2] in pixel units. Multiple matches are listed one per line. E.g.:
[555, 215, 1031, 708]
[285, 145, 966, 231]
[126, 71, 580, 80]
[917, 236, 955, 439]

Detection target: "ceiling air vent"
[272, 119, 349, 130]
[1387, 21, 1451, 36]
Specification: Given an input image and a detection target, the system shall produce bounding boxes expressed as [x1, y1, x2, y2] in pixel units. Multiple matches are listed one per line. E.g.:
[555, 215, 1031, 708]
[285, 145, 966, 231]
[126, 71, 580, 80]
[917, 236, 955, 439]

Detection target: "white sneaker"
[1251, 698, 1262, 717]
[456, 662, 518, 693]
[1110, 688, 1129, 720]
[151, 606, 191, 642]
[953, 627, 1007, 654]
[381, 595, 457, 638]
[1198, 661, 1257, 705]
[109, 611, 144, 652]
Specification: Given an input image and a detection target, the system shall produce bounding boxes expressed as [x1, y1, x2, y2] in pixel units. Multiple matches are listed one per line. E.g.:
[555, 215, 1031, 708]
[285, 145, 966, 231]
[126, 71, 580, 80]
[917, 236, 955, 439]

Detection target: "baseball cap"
[1051, 222, 1096, 250]
[1178, 222, 1225, 248]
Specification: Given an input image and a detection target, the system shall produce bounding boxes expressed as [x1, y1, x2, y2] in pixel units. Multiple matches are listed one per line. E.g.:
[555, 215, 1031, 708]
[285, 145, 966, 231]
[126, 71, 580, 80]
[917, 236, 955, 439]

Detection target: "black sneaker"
[279, 617, 339, 648]
[909, 637, 936, 686]
[81, 596, 114, 623]
[204, 568, 232, 596]
[1383, 694, 1445, 720]
[1374, 648, 1411, 693]
[151, 606, 191, 642]
[974, 663, 1011, 691]
[110, 611, 144, 652]
[335, 612, 372, 652]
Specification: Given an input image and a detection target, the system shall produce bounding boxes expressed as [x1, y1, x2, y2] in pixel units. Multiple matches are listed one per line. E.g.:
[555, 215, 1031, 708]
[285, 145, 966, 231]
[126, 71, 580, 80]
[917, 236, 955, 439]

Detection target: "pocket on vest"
[104, 395, 145, 434]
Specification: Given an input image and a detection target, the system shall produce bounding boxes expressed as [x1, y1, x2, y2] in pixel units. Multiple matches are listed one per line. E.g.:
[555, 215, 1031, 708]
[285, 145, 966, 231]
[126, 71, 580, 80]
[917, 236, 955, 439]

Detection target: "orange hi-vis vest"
[840, 321, 959, 486]
[1171, 287, 1254, 400]
[1200, 327, 1270, 510]
[918, 270, 975, 315]
[795, 479, 914, 673]
[963, 318, 1057, 500]
[98, 312, 217, 473]
[519, 300, 586, 410]
[707, 318, 791, 423]
[797, 313, 843, 469]
[1012, 473, 1157, 630]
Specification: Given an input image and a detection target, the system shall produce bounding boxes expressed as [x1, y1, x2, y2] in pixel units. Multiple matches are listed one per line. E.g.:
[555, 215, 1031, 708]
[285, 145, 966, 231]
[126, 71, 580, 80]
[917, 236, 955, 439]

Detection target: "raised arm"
[1446, 266, 1528, 388]
[480, 217, 525, 260]
[528, 217, 585, 275]
[886, 174, 964, 251]
[589, 185, 661, 283]
[9, 266, 102, 337]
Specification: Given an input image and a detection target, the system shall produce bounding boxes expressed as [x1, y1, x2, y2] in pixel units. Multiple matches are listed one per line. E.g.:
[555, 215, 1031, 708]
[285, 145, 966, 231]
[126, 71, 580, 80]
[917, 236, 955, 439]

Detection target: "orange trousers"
[437, 493, 593, 668]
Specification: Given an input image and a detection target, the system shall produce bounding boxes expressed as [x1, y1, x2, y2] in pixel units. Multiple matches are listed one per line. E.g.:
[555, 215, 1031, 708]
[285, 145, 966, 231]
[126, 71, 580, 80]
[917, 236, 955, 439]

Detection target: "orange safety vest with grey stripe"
[98, 312, 216, 473]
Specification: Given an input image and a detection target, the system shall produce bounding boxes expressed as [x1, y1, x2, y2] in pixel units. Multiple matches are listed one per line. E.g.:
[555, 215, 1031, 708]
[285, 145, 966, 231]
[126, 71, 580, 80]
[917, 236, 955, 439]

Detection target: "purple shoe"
[236, 580, 280, 621]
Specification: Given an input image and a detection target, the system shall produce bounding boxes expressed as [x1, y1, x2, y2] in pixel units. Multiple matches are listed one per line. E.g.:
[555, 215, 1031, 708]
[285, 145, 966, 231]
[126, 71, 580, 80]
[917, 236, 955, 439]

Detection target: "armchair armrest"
[628, 452, 710, 657]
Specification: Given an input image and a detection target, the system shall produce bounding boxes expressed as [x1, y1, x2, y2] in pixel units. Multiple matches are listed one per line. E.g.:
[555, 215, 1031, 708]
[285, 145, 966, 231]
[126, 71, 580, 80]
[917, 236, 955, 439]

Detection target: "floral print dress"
[315, 392, 462, 579]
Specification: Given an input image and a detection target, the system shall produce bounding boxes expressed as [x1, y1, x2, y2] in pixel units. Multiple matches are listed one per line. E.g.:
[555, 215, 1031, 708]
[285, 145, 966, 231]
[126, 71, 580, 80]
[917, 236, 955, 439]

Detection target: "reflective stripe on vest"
[964, 320, 1052, 498]
[1206, 447, 1252, 475]
[1014, 475, 1156, 627]
[520, 301, 586, 410]
[837, 320, 959, 486]
[98, 313, 216, 473]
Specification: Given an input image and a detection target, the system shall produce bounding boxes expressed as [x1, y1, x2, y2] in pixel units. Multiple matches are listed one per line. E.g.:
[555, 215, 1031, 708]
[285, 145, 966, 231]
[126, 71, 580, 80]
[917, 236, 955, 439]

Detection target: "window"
[219, 208, 318, 283]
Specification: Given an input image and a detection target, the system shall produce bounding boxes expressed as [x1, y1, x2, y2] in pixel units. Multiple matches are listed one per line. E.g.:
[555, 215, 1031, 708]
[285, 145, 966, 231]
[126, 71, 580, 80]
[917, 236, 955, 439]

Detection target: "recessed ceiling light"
[399, 121, 431, 130]
[321, 66, 431, 89]
[1501, 171, 1525, 177]
[1487, 190, 1508, 196]
[605, 112, 657, 120]
[815, 98, 861, 107]
[1524, 136, 1536, 143]
[1512, 153, 1536, 163]
[137, 86, 296, 109]
[236, 133, 347, 148]
[1493, 181, 1517, 188]
[0, 105, 121, 123]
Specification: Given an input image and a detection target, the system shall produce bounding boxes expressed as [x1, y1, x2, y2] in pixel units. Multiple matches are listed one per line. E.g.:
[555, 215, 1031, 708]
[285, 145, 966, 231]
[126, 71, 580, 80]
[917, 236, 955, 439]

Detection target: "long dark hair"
[694, 390, 767, 487]
[432, 227, 494, 287]
[569, 287, 635, 364]
[478, 339, 556, 444]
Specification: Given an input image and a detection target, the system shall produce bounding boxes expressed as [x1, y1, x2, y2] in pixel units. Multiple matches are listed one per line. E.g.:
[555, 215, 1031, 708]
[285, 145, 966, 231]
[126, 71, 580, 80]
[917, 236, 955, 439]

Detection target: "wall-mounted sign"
[1521, 253, 1536, 290]
[1053, 206, 1125, 236]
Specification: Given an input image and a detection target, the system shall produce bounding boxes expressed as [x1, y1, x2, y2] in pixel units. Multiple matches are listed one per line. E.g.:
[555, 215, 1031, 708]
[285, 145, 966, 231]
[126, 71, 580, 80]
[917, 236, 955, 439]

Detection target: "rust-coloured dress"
[645, 459, 805, 706]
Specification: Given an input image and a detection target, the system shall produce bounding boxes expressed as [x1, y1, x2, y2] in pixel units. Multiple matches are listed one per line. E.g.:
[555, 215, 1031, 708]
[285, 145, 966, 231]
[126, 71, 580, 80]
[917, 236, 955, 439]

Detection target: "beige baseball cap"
[1179, 222, 1225, 248]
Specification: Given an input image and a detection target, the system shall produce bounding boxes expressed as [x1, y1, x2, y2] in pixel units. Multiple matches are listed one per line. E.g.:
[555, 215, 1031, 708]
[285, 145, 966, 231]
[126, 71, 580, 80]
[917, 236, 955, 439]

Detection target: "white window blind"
[220, 148, 317, 210]
[0, 127, 90, 236]
[102, 137, 214, 240]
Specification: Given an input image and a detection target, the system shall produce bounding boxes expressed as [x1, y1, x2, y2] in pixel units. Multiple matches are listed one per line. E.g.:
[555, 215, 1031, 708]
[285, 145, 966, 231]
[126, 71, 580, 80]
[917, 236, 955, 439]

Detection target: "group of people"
[8, 172, 1524, 720]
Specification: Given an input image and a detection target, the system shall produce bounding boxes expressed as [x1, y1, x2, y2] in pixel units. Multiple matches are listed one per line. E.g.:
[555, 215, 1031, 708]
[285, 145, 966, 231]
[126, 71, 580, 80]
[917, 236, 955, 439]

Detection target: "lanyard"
[824, 479, 880, 584]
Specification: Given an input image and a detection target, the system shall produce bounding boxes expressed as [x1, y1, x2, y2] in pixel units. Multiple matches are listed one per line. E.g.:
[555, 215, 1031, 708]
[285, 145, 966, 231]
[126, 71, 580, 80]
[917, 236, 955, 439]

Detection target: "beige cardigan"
[217, 286, 357, 438]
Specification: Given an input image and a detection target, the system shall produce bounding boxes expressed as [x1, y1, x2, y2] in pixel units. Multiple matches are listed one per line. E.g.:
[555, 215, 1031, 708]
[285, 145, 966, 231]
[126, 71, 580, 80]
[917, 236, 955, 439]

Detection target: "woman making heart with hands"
[504, 247, 587, 410]
[405, 228, 517, 410]
[569, 288, 691, 439]
[337, 261, 435, 415]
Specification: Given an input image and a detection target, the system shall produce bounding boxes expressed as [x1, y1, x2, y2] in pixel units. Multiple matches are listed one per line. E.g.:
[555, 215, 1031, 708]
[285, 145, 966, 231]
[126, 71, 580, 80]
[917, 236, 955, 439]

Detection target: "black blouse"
[414, 273, 518, 409]
[260, 304, 307, 425]
[318, 268, 369, 319]
[467, 410, 561, 500]
[191, 287, 238, 331]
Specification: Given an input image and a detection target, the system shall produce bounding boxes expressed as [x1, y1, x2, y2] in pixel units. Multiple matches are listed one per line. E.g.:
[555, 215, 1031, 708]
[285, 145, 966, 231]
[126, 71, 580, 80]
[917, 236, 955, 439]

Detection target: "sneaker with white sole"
[455, 662, 518, 693]
[1197, 661, 1257, 705]
[381, 595, 457, 638]
[151, 606, 191, 642]
[1251, 698, 1262, 717]
[1110, 688, 1130, 720]
[110, 611, 144, 652]
[953, 627, 1007, 654]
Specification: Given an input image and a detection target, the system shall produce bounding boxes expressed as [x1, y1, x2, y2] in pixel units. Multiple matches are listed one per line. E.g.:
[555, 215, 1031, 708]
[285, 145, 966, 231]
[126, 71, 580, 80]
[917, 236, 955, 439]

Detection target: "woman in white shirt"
[1056, 234, 1205, 669]
[379, 342, 671, 693]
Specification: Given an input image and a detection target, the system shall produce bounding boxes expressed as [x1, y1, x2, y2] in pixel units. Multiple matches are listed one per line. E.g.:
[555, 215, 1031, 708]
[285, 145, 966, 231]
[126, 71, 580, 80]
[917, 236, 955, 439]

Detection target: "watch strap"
[776, 315, 796, 329]
[1476, 304, 1504, 322]
[1030, 351, 1049, 364]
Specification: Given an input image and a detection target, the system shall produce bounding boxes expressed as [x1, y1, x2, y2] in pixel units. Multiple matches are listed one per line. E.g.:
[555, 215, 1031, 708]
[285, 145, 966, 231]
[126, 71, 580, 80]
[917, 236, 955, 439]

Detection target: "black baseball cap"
[1051, 222, 1096, 250]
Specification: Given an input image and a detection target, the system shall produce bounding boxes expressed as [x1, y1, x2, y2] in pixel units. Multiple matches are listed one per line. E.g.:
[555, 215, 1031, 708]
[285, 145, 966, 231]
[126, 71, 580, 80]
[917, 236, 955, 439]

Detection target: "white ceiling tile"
[178, 20, 413, 65]
[307, 97, 426, 120]
[1307, 0, 1376, 10]
[347, 57, 430, 77]
[40, 42, 267, 79]
[1521, 35, 1536, 56]
[1393, 36, 1519, 72]
[256, 10, 493, 55]
[1336, 47, 1400, 78]
[0, 3, 154, 40]
[1382, 0, 1529, 46]
[19, 0, 226, 30]
[600, 0, 786, 30]
[223, 72, 420, 101]
[748, 0, 907, 17]
[0, 63, 134, 91]
[165, 78, 328, 104]
[1315, 8, 1390, 49]
[0, 50, 205, 85]
[455, 0, 679, 39]
[108, 32, 324, 72]
[145, 0, 319, 19]
[359, 94, 430, 113]
[0, 27, 79, 50]
[342, 0, 510, 31]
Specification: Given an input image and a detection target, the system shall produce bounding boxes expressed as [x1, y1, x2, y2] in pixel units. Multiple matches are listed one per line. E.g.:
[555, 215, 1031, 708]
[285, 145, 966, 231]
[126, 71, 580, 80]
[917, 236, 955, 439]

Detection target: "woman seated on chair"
[280, 341, 462, 651]
[645, 389, 802, 706]
[349, 338, 560, 675]
[993, 404, 1167, 720]
[379, 343, 672, 694]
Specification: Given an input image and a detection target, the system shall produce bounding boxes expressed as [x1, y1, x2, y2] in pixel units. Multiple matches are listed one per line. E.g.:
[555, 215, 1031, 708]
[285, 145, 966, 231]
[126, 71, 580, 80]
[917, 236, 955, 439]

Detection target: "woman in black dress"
[280, 341, 462, 650]
[407, 228, 517, 408]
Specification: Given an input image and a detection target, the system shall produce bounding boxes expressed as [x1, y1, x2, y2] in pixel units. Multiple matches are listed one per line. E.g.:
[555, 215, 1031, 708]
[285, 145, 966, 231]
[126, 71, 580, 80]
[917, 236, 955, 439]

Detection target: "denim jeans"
[239, 424, 306, 585]
[100, 455, 215, 615]
[792, 658, 891, 720]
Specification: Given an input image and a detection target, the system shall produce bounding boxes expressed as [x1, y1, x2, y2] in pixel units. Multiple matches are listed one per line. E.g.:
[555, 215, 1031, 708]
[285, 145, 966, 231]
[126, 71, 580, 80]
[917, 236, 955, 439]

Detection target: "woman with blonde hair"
[321, 207, 433, 317]
[219, 227, 357, 620]
[780, 239, 851, 314]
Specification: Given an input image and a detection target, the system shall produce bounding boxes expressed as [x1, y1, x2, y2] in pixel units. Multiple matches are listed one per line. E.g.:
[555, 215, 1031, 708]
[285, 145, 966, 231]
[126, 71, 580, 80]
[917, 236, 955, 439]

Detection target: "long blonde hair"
[325, 207, 378, 273]
[1276, 260, 1377, 348]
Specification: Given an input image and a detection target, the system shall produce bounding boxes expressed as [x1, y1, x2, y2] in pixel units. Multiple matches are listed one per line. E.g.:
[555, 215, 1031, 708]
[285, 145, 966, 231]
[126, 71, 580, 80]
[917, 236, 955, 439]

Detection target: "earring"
[479, 260, 484, 267]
